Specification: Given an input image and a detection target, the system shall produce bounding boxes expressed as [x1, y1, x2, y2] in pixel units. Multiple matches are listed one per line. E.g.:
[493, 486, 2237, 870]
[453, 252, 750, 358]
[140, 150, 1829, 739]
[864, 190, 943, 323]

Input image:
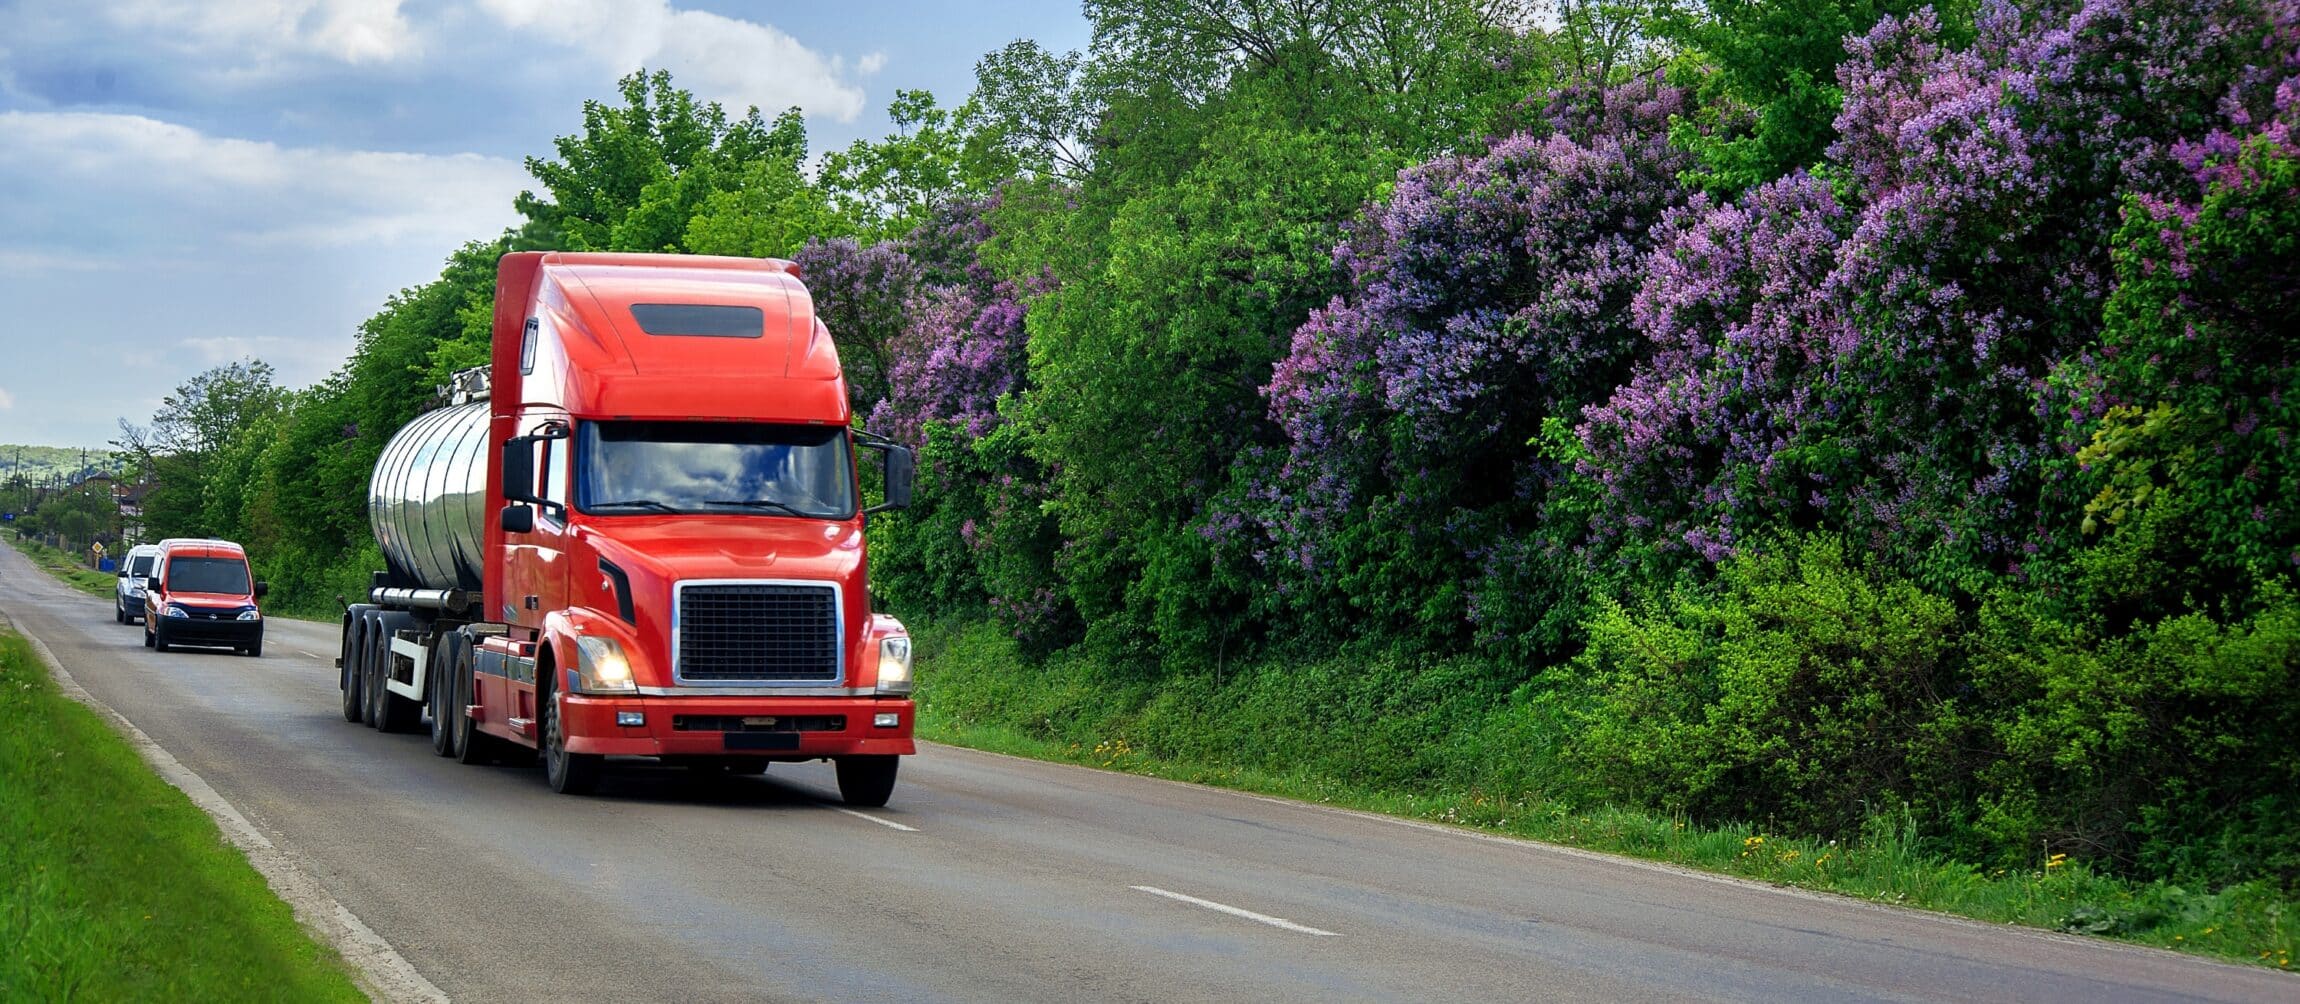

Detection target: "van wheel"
[242, 633, 262, 658]
[834, 755, 899, 807]
[153, 623, 172, 653]
[542, 686, 602, 795]
[143, 621, 156, 648]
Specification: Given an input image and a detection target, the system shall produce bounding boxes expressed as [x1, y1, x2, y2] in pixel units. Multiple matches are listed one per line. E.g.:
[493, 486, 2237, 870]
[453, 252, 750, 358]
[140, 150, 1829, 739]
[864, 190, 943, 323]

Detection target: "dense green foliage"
[0, 630, 364, 1000]
[117, 0, 2300, 922]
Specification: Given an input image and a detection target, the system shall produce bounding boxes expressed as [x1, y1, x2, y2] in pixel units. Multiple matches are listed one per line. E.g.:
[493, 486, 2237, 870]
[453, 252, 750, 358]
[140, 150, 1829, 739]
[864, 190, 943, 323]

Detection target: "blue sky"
[0, 0, 1090, 448]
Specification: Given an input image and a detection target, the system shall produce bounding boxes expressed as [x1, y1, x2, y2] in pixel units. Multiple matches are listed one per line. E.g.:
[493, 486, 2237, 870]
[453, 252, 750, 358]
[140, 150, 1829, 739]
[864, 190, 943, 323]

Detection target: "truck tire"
[372, 611, 423, 734]
[450, 634, 506, 766]
[427, 632, 461, 758]
[341, 606, 374, 723]
[359, 611, 384, 728]
[834, 755, 899, 808]
[541, 682, 602, 795]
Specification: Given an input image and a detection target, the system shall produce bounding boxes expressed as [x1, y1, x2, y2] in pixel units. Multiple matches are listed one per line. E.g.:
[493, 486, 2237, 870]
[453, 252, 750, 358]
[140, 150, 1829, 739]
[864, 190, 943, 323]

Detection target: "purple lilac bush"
[1252, 73, 1694, 638]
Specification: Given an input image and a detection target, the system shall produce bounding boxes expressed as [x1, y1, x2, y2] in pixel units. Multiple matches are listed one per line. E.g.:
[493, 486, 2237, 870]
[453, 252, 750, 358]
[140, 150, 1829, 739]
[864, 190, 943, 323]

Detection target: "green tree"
[123, 361, 288, 540]
[1660, 0, 1965, 191]
[517, 69, 804, 252]
[818, 90, 997, 241]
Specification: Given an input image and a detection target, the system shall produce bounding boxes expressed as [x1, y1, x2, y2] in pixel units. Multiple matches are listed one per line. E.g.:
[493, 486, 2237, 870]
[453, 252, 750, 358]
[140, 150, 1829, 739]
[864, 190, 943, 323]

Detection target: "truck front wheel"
[542, 687, 602, 795]
[834, 755, 899, 808]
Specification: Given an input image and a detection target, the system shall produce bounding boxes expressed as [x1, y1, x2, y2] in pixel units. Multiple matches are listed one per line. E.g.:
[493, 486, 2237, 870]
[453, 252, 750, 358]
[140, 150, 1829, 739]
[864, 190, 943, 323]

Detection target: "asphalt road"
[4, 543, 2293, 1003]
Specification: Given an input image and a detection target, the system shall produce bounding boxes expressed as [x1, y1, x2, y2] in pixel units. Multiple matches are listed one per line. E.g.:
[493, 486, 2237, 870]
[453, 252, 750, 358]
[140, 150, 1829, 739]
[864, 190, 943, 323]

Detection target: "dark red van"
[143, 538, 266, 657]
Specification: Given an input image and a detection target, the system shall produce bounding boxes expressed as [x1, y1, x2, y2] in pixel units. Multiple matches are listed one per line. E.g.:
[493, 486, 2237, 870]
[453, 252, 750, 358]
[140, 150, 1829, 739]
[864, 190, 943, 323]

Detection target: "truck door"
[501, 416, 574, 662]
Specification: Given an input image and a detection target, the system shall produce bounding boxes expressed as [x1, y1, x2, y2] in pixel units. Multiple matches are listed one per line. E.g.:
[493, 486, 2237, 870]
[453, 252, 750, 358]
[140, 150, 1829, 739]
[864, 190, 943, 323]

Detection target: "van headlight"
[573, 635, 637, 693]
[876, 635, 913, 695]
[164, 604, 189, 619]
[236, 608, 262, 621]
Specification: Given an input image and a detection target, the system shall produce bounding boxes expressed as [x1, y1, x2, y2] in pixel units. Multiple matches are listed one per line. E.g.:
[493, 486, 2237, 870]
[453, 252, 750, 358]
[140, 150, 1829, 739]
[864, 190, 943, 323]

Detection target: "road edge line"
[9, 616, 450, 1004]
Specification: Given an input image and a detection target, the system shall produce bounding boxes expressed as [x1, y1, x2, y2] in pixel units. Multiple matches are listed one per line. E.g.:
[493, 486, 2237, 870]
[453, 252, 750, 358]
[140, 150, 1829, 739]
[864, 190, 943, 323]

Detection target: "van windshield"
[578, 420, 856, 519]
[128, 556, 156, 577]
[167, 557, 250, 594]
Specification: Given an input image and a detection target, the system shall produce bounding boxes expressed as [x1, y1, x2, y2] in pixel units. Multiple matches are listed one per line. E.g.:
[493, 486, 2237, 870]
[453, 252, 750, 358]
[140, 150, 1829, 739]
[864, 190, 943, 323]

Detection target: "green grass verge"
[911, 618, 2298, 972]
[0, 629, 366, 1001]
[5, 535, 121, 600]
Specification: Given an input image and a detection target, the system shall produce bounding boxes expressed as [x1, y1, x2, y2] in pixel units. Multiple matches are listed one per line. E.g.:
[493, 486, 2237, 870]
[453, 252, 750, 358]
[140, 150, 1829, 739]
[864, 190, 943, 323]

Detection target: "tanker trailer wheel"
[359, 611, 385, 728]
[834, 755, 899, 808]
[372, 611, 423, 733]
[541, 678, 602, 795]
[427, 632, 460, 757]
[341, 605, 375, 723]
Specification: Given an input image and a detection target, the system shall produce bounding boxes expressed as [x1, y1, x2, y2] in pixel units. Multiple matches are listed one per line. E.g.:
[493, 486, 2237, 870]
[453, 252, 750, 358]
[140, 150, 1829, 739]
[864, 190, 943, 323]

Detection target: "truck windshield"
[579, 420, 856, 519]
[167, 557, 250, 594]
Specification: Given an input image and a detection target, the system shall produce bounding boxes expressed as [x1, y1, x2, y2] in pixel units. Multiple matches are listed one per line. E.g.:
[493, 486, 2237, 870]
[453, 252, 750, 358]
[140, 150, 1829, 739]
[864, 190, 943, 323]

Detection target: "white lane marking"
[833, 807, 918, 832]
[1130, 885, 1340, 936]
[299, 650, 327, 660]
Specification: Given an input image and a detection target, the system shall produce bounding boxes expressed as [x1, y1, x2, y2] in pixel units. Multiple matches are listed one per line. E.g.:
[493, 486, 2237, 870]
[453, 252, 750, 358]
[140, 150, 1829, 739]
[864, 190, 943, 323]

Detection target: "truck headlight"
[573, 635, 637, 694]
[876, 635, 913, 695]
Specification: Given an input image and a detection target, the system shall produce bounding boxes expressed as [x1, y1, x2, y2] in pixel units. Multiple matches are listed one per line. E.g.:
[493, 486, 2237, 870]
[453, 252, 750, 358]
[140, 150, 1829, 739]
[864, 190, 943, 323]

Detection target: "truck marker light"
[615, 711, 645, 727]
[873, 713, 900, 728]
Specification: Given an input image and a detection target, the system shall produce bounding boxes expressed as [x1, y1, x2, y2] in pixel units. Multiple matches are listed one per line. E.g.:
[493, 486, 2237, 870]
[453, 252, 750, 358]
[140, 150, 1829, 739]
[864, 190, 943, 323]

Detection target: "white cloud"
[101, 0, 420, 66]
[0, 388, 14, 410]
[0, 111, 528, 255]
[477, 0, 868, 120]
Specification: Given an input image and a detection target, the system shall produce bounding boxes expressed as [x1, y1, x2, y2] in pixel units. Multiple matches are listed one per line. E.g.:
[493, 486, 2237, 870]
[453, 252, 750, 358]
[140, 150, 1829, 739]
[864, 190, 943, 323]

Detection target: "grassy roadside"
[6, 534, 120, 600]
[0, 629, 365, 1000]
[911, 618, 2298, 972]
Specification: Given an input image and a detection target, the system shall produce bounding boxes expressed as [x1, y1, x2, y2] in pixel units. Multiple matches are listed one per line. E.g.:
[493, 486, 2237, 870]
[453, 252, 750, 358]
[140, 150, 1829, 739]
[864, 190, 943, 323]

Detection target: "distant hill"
[0, 444, 123, 488]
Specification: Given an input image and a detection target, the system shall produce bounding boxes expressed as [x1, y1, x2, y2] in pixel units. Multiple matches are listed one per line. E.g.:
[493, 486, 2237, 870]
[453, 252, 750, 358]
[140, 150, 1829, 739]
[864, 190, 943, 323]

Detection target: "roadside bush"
[1970, 503, 2300, 887]
[1555, 533, 1977, 838]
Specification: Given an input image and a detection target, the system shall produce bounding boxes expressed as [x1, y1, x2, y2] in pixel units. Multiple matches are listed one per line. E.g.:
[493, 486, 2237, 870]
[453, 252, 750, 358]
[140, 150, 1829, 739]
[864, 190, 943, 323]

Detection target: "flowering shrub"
[792, 237, 918, 416]
[1580, 172, 1853, 562]
[1253, 73, 1695, 650]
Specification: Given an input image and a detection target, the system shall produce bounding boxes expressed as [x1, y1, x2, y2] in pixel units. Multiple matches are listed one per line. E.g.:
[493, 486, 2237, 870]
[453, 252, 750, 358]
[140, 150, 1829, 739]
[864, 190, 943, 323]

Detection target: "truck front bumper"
[560, 694, 916, 757]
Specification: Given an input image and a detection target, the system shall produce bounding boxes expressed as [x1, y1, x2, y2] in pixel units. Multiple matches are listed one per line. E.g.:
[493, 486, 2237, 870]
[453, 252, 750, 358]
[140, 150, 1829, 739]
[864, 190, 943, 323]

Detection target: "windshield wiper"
[705, 499, 811, 517]
[589, 499, 683, 513]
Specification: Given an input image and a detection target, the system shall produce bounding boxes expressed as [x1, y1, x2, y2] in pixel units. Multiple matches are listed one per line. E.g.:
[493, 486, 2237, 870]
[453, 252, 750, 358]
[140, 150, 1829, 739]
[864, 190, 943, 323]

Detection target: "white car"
[114, 544, 163, 624]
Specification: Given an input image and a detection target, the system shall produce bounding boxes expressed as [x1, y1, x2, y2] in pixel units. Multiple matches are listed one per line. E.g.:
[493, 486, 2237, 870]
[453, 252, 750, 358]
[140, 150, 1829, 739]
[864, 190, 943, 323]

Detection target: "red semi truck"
[339, 250, 919, 802]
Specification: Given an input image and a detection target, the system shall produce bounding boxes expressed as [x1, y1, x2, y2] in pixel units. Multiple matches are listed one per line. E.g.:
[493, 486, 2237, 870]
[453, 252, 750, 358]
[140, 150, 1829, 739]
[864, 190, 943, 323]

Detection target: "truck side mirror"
[501, 438, 541, 504]
[500, 504, 535, 534]
[865, 444, 914, 514]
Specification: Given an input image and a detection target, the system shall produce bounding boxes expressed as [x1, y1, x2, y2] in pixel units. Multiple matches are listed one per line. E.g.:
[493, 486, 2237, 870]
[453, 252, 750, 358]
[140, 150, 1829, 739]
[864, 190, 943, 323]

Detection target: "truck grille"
[675, 582, 841, 683]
